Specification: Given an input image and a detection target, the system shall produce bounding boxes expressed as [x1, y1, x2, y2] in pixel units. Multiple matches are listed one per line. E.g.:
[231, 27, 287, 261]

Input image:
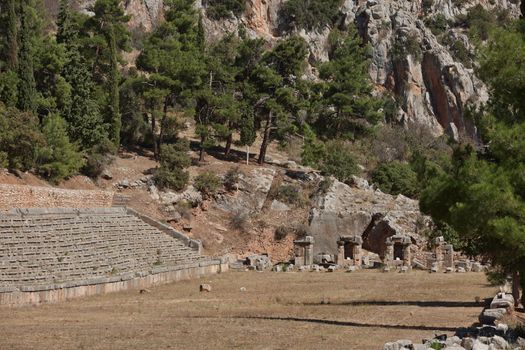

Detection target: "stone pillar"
[434, 236, 445, 270]
[443, 244, 454, 269]
[305, 239, 314, 266]
[385, 242, 394, 266]
[353, 244, 362, 267]
[402, 244, 412, 267]
[337, 241, 345, 266]
[294, 236, 314, 267]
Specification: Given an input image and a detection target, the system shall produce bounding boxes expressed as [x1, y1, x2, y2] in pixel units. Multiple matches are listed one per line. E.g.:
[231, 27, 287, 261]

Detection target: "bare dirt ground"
[0, 270, 496, 350]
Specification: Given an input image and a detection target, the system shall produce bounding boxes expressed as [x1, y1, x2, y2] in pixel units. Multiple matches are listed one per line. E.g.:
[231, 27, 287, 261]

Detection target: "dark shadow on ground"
[185, 315, 458, 332]
[301, 300, 484, 308]
[189, 140, 256, 164]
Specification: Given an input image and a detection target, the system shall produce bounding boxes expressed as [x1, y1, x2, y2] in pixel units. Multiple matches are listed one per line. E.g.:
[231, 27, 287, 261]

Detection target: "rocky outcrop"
[309, 178, 429, 257]
[214, 167, 276, 214]
[62, 0, 521, 139]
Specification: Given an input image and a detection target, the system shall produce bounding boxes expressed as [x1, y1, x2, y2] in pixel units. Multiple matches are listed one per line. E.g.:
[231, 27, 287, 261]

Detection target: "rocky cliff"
[63, 0, 522, 141]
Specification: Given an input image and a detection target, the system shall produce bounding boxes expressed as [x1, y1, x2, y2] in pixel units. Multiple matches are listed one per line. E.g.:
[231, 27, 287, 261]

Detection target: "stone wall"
[0, 184, 114, 210]
[0, 207, 222, 306]
[0, 260, 228, 306]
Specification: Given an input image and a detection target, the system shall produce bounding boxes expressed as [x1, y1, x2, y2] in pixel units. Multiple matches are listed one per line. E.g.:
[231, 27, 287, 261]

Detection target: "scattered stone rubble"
[384, 291, 523, 350]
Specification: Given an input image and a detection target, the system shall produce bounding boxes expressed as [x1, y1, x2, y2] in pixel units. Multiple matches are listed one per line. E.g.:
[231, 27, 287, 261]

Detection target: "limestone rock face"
[215, 167, 276, 214]
[62, 0, 522, 138]
[309, 179, 428, 257]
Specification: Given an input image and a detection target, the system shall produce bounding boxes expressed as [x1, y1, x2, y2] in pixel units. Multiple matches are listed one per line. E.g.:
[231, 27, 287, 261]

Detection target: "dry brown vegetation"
[0, 270, 496, 350]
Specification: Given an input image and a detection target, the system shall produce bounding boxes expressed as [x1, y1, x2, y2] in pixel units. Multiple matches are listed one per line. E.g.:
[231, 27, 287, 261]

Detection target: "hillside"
[60, 0, 521, 140]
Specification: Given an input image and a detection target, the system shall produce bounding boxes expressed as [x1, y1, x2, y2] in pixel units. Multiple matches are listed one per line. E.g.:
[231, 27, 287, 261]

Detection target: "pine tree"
[89, 0, 130, 148]
[316, 28, 384, 139]
[17, 2, 37, 113]
[37, 113, 84, 183]
[57, 0, 107, 149]
[6, 0, 19, 70]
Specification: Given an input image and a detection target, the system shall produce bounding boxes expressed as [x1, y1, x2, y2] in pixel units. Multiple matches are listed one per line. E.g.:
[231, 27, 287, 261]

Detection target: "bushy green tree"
[371, 161, 419, 198]
[87, 0, 130, 147]
[0, 104, 44, 170]
[316, 28, 384, 139]
[421, 21, 525, 304]
[205, 0, 246, 20]
[137, 0, 205, 158]
[318, 141, 359, 184]
[154, 139, 191, 191]
[279, 0, 344, 31]
[57, 0, 107, 148]
[36, 113, 84, 182]
[17, 2, 37, 113]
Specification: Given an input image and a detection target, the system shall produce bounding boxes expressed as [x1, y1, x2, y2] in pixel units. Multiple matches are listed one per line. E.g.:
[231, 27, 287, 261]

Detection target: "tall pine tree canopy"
[420, 19, 525, 304]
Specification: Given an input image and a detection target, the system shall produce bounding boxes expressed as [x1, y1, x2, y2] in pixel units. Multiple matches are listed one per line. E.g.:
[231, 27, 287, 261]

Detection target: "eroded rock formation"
[60, 0, 521, 139]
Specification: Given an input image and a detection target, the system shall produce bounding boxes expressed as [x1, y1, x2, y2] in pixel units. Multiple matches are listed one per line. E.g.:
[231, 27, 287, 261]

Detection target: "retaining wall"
[0, 260, 228, 306]
[0, 184, 114, 210]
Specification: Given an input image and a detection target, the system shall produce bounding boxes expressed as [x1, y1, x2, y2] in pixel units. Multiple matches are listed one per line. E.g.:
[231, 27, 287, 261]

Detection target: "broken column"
[434, 236, 445, 270]
[443, 244, 454, 270]
[294, 236, 314, 267]
[337, 235, 363, 267]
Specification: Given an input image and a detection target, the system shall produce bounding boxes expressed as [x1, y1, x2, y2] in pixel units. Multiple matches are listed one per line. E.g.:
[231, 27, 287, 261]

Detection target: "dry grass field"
[0, 270, 496, 350]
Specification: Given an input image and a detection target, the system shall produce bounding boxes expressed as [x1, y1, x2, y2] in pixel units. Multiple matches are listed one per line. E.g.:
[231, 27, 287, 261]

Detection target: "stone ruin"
[385, 234, 412, 268]
[384, 290, 522, 350]
[0, 204, 227, 306]
[294, 236, 314, 267]
[291, 233, 416, 270]
[337, 235, 362, 267]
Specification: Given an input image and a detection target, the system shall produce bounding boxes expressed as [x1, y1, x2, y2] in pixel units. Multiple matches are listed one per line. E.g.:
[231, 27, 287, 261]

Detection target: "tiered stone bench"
[0, 207, 227, 306]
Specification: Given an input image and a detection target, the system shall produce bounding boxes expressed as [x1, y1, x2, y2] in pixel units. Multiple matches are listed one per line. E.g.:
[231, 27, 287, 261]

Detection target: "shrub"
[392, 32, 422, 62]
[205, 0, 246, 20]
[155, 167, 190, 191]
[0, 105, 45, 171]
[424, 14, 449, 36]
[154, 139, 191, 191]
[371, 161, 419, 198]
[36, 114, 84, 183]
[276, 184, 304, 206]
[0, 152, 8, 169]
[223, 166, 242, 191]
[279, 0, 344, 31]
[194, 171, 221, 197]
[81, 138, 116, 178]
[230, 210, 250, 232]
[317, 178, 333, 195]
[274, 226, 292, 240]
[320, 141, 359, 184]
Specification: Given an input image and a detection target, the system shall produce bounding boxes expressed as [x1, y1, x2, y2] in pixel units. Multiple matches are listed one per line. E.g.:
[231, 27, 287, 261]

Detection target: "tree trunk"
[512, 270, 520, 307]
[225, 134, 233, 156]
[258, 111, 272, 164]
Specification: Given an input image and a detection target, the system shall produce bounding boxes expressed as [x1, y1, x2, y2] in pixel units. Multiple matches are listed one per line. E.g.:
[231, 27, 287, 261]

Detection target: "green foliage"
[154, 139, 191, 191]
[279, 0, 344, 31]
[223, 166, 242, 191]
[371, 161, 419, 198]
[316, 28, 384, 139]
[88, 0, 131, 147]
[0, 104, 44, 170]
[276, 184, 303, 206]
[319, 141, 359, 184]
[424, 14, 449, 36]
[205, 0, 246, 20]
[194, 171, 221, 197]
[17, 4, 37, 113]
[36, 113, 83, 182]
[392, 32, 422, 62]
